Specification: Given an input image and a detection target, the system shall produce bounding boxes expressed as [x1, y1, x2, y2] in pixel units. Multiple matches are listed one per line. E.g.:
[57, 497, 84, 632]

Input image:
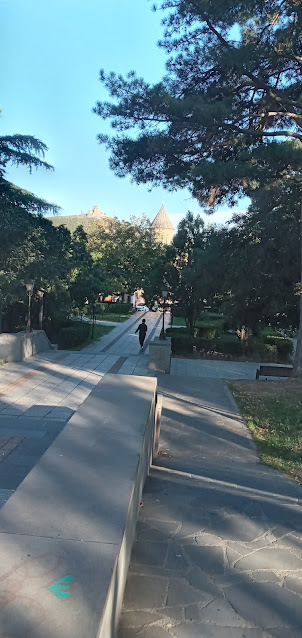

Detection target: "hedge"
[196, 324, 218, 339]
[170, 334, 194, 354]
[215, 335, 245, 356]
[167, 325, 293, 361]
[45, 313, 91, 348]
[59, 323, 90, 348]
[96, 302, 133, 315]
[262, 334, 293, 358]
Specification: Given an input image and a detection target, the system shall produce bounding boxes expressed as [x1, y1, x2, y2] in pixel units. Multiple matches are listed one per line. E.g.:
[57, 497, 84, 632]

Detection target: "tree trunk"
[293, 202, 302, 376]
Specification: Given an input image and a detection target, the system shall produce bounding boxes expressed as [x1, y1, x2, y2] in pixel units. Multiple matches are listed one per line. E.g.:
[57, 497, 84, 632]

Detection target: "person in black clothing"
[135, 318, 147, 351]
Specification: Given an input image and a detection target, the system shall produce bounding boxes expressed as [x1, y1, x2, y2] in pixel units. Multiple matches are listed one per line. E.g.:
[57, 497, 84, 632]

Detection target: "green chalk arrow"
[48, 575, 74, 599]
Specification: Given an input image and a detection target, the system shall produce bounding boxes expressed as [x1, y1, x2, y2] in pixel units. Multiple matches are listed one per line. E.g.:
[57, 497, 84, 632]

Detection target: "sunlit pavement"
[0, 312, 291, 502]
[0, 312, 161, 499]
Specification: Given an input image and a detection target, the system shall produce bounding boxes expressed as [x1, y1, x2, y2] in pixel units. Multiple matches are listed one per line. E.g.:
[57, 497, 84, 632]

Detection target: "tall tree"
[87, 215, 164, 296]
[0, 127, 62, 328]
[0, 133, 58, 214]
[166, 212, 212, 335]
[95, 0, 302, 371]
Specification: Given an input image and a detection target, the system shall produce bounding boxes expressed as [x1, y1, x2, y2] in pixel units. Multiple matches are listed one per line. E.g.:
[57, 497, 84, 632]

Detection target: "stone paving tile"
[0, 488, 14, 509]
[118, 376, 302, 637]
[0, 436, 22, 461]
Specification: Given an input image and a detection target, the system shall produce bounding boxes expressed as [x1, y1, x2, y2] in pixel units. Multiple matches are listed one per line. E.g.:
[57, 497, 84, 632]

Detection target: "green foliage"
[165, 213, 218, 335]
[103, 303, 133, 315]
[170, 334, 194, 354]
[221, 182, 301, 331]
[262, 335, 293, 359]
[196, 324, 219, 339]
[96, 0, 302, 371]
[167, 327, 292, 362]
[215, 335, 244, 357]
[59, 323, 91, 348]
[261, 343, 278, 361]
[96, 1, 302, 202]
[87, 215, 163, 297]
[166, 327, 187, 336]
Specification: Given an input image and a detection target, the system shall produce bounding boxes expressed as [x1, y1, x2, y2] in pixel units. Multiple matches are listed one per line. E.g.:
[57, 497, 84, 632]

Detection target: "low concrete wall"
[149, 336, 172, 374]
[0, 330, 54, 362]
[0, 374, 157, 638]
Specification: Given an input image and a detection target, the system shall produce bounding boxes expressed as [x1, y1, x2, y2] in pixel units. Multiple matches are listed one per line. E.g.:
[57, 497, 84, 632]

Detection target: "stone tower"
[151, 204, 174, 245]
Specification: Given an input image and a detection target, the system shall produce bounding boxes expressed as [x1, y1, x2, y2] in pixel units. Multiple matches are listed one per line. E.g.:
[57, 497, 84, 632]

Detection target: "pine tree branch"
[227, 125, 302, 142]
[204, 18, 300, 117]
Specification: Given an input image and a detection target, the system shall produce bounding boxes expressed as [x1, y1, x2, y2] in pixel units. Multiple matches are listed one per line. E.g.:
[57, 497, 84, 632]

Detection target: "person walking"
[135, 318, 147, 351]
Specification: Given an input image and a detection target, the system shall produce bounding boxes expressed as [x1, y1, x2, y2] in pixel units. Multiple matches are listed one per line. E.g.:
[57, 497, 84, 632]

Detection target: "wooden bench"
[256, 365, 293, 379]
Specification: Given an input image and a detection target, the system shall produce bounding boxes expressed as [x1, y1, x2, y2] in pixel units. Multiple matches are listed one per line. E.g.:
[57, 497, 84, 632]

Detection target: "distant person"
[135, 318, 147, 351]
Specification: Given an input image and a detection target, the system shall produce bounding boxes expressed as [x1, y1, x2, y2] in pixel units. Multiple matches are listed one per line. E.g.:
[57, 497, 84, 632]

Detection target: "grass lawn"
[229, 379, 302, 483]
[172, 316, 187, 326]
[71, 324, 114, 350]
[172, 316, 212, 327]
[93, 312, 132, 323]
[172, 316, 224, 328]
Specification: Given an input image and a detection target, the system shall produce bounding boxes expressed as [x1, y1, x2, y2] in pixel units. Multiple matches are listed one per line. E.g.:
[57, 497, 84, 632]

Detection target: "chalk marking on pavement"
[48, 575, 74, 599]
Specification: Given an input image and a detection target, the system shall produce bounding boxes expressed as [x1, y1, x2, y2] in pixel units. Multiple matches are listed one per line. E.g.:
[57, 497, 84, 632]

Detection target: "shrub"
[262, 334, 293, 359]
[109, 303, 133, 314]
[171, 305, 187, 318]
[261, 343, 278, 361]
[261, 328, 278, 339]
[200, 313, 226, 332]
[195, 324, 218, 339]
[215, 335, 244, 356]
[194, 337, 216, 353]
[170, 334, 194, 354]
[49, 313, 71, 330]
[166, 327, 187, 336]
[96, 302, 133, 315]
[59, 323, 90, 348]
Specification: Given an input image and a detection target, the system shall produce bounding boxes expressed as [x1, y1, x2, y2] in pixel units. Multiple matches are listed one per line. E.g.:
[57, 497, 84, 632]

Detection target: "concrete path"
[170, 358, 293, 380]
[0, 312, 162, 500]
[118, 376, 302, 637]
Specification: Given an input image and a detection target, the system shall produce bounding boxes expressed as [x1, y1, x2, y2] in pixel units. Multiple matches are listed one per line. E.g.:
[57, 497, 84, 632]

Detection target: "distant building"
[46, 205, 108, 233]
[47, 202, 175, 245]
[151, 204, 174, 245]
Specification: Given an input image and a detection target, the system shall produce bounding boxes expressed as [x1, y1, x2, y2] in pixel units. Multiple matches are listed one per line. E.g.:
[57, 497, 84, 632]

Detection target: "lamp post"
[91, 301, 96, 340]
[25, 280, 35, 332]
[159, 290, 168, 340]
[37, 288, 45, 330]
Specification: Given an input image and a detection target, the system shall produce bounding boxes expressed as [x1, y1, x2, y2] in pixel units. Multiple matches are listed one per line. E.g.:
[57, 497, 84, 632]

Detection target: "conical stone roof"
[151, 204, 174, 230]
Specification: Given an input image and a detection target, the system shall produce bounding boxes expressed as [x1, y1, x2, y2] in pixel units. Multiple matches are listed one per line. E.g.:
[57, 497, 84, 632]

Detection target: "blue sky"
[1, 0, 248, 229]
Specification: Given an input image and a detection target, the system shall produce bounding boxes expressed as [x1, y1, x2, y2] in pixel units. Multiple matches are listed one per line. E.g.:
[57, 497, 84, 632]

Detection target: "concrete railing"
[148, 337, 172, 374]
[0, 374, 158, 638]
[0, 329, 56, 362]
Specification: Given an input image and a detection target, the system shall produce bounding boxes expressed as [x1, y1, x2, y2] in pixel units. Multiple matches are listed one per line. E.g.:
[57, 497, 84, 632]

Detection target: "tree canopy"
[0, 132, 58, 214]
[95, 0, 302, 205]
[95, 0, 302, 371]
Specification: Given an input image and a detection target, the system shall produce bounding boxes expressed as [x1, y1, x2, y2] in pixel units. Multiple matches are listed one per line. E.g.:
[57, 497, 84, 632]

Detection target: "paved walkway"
[118, 376, 302, 637]
[0, 312, 162, 500]
[0, 316, 301, 631]
[0, 313, 292, 504]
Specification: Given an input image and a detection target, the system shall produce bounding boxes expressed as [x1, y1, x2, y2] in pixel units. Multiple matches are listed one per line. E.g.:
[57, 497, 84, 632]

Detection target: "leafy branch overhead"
[95, 0, 302, 205]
